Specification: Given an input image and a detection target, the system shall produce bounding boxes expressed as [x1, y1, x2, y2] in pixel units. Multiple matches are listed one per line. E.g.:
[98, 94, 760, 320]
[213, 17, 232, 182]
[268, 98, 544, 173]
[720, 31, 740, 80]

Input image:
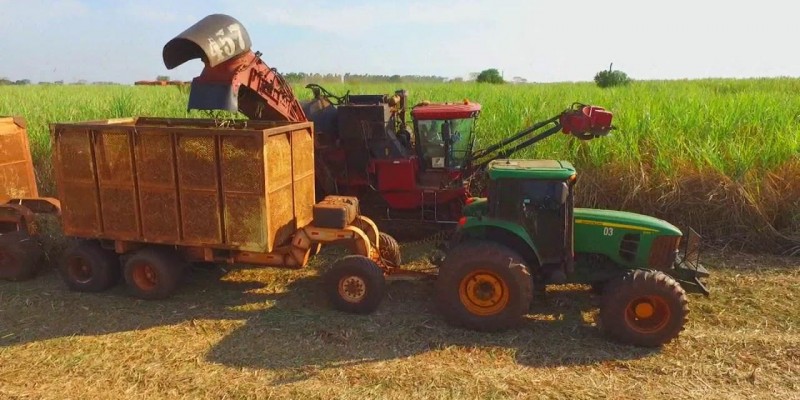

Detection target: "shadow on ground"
[0, 246, 658, 384]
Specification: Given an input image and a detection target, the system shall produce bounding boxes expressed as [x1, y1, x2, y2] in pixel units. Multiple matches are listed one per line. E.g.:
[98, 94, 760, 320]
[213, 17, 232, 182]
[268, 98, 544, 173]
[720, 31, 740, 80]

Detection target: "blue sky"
[0, 0, 797, 83]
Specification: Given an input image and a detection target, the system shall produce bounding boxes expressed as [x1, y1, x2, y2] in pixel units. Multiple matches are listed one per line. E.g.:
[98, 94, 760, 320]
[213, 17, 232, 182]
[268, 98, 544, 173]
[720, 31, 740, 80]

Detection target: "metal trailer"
[0, 116, 409, 312]
[0, 116, 60, 281]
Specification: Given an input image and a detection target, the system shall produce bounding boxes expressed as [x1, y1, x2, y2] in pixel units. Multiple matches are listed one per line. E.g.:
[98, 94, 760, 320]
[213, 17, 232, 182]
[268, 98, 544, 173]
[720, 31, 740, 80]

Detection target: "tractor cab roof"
[487, 159, 576, 180]
[411, 102, 481, 120]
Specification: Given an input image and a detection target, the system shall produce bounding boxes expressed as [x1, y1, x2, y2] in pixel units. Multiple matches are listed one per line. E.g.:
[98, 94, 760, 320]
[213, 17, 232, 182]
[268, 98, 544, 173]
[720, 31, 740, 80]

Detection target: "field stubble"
[0, 245, 798, 399]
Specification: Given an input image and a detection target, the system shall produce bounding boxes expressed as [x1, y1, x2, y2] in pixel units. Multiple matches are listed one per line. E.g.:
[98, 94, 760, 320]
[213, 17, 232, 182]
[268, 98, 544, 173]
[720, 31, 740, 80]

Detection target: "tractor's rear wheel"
[0, 231, 43, 281]
[378, 232, 401, 266]
[123, 248, 185, 300]
[436, 241, 533, 332]
[323, 255, 386, 314]
[598, 270, 689, 347]
[60, 240, 120, 292]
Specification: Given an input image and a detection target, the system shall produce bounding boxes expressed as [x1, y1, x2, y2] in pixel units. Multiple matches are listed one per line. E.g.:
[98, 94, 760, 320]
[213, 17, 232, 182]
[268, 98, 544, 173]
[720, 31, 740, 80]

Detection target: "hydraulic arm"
[162, 14, 307, 122]
[468, 103, 614, 171]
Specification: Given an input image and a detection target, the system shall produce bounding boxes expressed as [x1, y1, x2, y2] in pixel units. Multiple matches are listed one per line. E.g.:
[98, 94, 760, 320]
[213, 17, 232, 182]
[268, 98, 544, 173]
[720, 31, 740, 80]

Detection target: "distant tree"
[594, 63, 631, 88]
[476, 68, 504, 84]
[54, 80, 64, 85]
[467, 72, 479, 82]
[450, 77, 464, 83]
[512, 76, 528, 84]
[156, 75, 170, 82]
[14, 79, 31, 85]
[0, 77, 13, 85]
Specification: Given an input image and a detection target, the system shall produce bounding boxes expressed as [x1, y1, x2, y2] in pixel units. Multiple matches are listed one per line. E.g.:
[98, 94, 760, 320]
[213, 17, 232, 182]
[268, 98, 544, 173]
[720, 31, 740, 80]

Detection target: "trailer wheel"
[436, 241, 533, 332]
[0, 231, 43, 281]
[598, 270, 689, 347]
[60, 240, 120, 292]
[378, 232, 401, 266]
[123, 248, 184, 300]
[324, 255, 386, 314]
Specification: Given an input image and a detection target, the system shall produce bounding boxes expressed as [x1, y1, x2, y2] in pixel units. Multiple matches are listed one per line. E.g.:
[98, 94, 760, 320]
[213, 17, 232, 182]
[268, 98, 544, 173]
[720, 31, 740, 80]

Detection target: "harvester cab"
[411, 101, 481, 175]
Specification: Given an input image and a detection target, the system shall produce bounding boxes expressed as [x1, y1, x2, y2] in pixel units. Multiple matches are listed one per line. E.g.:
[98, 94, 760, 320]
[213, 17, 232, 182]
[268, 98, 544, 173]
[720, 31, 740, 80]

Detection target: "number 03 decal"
[603, 227, 614, 236]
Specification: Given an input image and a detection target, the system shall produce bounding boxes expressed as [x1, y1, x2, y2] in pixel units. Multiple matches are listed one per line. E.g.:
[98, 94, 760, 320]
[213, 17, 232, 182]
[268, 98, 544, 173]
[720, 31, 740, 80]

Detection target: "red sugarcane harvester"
[162, 14, 613, 226]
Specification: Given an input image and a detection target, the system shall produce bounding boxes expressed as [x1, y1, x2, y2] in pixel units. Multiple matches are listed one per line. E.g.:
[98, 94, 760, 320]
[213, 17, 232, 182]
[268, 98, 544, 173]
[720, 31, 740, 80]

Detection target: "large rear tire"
[60, 240, 120, 292]
[323, 255, 386, 314]
[436, 241, 533, 332]
[123, 248, 185, 300]
[598, 270, 689, 347]
[0, 231, 43, 281]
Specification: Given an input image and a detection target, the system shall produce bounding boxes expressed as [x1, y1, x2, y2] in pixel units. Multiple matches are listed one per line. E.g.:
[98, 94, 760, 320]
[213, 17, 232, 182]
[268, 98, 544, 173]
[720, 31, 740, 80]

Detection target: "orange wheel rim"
[338, 276, 367, 303]
[458, 269, 510, 316]
[625, 295, 671, 334]
[67, 257, 93, 284]
[132, 263, 158, 291]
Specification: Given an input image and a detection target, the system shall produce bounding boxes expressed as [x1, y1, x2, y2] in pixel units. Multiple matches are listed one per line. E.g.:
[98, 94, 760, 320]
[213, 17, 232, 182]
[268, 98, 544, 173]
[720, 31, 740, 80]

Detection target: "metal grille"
[648, 235, 680, 270]
[177, 135, 222, 243]
[619, 233, 640, 262]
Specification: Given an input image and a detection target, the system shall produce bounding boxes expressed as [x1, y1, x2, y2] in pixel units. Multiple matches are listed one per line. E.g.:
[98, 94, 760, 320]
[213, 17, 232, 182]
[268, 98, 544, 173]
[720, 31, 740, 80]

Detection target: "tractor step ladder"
[420, 190, 439, 222]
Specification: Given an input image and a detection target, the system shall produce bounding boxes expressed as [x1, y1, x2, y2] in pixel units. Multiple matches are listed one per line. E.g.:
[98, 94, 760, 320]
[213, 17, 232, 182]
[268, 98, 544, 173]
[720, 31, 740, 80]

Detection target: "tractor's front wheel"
[598, 270, 689, 347]
[436, 241, 533, 332]
[323, 255, 386, 314]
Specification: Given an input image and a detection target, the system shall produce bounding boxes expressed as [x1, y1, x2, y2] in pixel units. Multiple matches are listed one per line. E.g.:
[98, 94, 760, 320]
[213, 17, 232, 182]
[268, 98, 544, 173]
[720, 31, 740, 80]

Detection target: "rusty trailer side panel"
[0, 116, 39, 203]
[50, 118, 314, 253]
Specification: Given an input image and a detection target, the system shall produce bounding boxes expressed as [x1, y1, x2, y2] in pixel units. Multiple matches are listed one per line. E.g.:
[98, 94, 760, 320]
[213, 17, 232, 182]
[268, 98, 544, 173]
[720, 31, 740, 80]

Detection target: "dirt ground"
[0, 246, 798, 399]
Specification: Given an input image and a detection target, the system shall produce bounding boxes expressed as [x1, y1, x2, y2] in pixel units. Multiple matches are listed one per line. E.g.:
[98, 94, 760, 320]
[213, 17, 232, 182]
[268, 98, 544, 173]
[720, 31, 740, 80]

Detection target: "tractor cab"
[482, 159, 577, 278]
[411, 103, 481, 175]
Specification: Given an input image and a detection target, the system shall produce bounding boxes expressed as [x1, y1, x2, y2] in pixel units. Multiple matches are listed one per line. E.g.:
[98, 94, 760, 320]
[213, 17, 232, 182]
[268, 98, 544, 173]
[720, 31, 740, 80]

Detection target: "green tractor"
[435, 159, 709, 347]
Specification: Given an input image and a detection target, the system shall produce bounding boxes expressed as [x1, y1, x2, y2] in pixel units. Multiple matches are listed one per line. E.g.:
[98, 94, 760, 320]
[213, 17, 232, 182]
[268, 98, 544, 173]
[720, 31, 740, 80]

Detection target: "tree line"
[0, 78, 121, 86]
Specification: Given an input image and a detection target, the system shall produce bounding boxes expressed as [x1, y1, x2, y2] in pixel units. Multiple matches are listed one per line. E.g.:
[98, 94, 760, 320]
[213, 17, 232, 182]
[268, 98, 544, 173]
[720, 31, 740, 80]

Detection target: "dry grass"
[0, 244, 798, 400]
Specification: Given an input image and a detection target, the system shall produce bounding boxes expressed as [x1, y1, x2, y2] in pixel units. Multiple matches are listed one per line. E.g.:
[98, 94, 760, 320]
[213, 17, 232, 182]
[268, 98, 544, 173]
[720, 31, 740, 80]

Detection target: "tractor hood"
[574, 208, 682, 236]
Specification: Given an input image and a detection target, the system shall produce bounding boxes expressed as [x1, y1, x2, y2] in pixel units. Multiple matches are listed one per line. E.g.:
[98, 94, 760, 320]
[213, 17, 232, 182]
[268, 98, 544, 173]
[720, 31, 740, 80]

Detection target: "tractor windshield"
[417, 118, 475, 170]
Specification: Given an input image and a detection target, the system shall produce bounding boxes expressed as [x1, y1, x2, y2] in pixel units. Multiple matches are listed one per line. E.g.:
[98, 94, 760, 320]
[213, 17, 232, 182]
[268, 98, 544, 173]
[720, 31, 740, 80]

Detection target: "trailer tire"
[59, 240, 119, 291]
[378, 232, 401, 266]
[436, 241, 533, 332]
[0, 231, 43, 281]
[598, 270, 689, 347]
[123, 248, 184, 300]
[324, 255, 386, 314]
